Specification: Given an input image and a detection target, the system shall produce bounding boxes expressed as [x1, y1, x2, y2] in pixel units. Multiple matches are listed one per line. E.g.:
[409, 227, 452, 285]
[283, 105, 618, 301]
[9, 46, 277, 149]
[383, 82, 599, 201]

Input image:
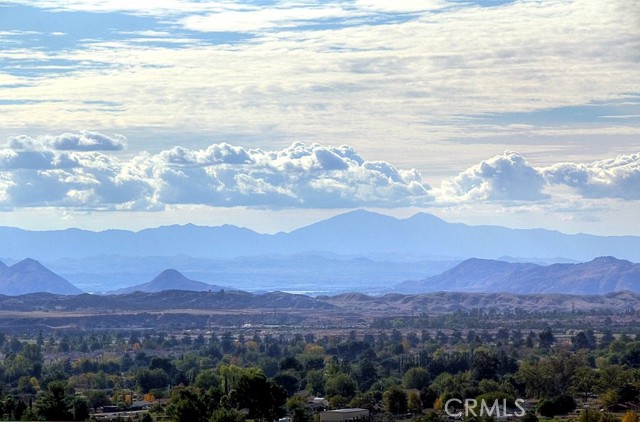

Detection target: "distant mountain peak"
[589, 256, 630, 265]
[0, 258, 82, 296]
[406, 212, 447, 224]
[113, 268, 227, 294]
[153, 268, 188, 280]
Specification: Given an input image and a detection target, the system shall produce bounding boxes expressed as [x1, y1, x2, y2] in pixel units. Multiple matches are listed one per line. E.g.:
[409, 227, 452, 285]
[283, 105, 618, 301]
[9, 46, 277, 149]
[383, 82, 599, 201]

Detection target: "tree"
[325, 374, 357, 401]
[305, 370, 325, 395]
[36, 380, 73, 421]
[136, 368, 170, 393]
[71, 397, 90, 422]
[195, 369, 222, 391]
[384, 386, 408, 415]
[210, 408, 246, 422]
[622, 411, 639, 422]
[538, 327, 554, 350]
[227, 372, 286, 422]
[571, 367, 598, 402]
[471, 347, 499, 381]
[280, 356, 303, 372]
[166, 386, 210, 422]
[273, 373, 300, 397]
[286, 395, 313, 422]
[408, 391, 423, 414]
[403, 367, 430, 390]
[537, 394, 576, 417]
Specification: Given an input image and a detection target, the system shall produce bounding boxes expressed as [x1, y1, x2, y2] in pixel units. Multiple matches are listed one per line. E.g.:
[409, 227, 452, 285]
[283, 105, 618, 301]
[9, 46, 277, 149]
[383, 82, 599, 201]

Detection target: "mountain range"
[395, 256, 640, 295]
[1, 255, 639, 297]
[2, 210, 640, 262]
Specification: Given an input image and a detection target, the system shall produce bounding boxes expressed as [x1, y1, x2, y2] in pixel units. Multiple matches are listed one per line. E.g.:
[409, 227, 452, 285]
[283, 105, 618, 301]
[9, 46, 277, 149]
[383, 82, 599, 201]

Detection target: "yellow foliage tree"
[622, 411, 639, 422]
[434, 396, 443, 411]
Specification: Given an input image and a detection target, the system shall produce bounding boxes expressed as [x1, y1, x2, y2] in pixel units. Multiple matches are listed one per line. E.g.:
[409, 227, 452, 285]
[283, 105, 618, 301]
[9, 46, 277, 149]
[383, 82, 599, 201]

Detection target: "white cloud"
[150, 142, 433, 208]
[435, 149, 640, 204]
[436, 151, 548, 202]
[6, 130, 127, 151]
[181, 6, 351, 33]
[0, 138, 433, 209]
[542, 152, 640, 200]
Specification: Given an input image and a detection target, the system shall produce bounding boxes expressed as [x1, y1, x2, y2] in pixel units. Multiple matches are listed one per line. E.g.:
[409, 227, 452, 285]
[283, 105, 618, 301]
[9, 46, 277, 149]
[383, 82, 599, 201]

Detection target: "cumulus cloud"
[149, 142, 433, 208]
[438, 151, 548, 202]
[542, 153, 640, 200]
[0, 138, 433, 210]
[6, 130, 127, 151]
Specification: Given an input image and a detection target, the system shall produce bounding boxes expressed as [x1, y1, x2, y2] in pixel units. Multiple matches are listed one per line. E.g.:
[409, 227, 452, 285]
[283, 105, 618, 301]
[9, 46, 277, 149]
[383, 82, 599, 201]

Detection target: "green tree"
[36, 380, 73, 421]
[227, 372, 286, 422]
[286, 395, 312, 422]
[71, 397, 90, 421]
[403, 367, 430, 390]
[538, 327, 554, 350]
[325, 374, 357, 401]
[384, 386, 408, 415]
[305, 370, 325, 396]
[537, 394, 576, 417]
[408, 391, 423, 414]
[571, 367, 598, 402]
[166, 386, 210, 422]
[210, 408, 245, 422]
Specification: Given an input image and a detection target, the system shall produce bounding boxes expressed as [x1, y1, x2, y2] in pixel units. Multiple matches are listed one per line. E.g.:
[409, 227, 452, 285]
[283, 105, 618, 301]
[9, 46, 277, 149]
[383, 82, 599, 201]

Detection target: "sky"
[0, 0, 639, 235]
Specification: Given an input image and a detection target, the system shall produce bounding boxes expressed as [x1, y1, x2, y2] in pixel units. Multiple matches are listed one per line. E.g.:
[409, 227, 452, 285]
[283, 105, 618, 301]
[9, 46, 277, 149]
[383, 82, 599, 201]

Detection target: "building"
[319, 408, 370, 422]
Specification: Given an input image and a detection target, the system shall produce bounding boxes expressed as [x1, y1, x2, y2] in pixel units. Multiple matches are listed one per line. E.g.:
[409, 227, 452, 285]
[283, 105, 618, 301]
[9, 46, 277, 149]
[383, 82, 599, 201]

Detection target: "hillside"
[113, 269, 227, 294]
[0, 289, 638, 315]
[0, 258, 83, 295]
[396, 256, 640, 295]
[0, 289, 335, 312]
[320, 290, 640, 313]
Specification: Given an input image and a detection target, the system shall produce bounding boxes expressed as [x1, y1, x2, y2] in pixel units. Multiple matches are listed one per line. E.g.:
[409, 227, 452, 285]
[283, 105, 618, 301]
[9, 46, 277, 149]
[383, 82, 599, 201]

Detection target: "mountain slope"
[113, 269, 226, 294]
[396, 258, 540, 292]
[0, 258, 83, 295]
[396, 256, 640, 295]
[1, 210, 640, 261]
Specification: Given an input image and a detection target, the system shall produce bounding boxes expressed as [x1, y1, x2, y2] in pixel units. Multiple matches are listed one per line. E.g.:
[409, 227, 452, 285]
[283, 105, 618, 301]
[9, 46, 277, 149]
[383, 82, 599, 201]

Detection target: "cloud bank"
[0, 133, 432, 210]
[1, 132, 638, 211]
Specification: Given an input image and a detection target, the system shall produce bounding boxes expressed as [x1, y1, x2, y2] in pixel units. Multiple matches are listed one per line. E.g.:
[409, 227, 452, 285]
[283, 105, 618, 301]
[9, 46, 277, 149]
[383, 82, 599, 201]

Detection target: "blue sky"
[0, 0, 639, 235]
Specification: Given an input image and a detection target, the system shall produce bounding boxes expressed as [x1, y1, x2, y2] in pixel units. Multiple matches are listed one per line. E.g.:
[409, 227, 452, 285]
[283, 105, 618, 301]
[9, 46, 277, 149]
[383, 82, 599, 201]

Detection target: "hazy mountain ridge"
[396, 256, 640, 295]
[2, 210, 640, 262]
[0, 258, 83, 296]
